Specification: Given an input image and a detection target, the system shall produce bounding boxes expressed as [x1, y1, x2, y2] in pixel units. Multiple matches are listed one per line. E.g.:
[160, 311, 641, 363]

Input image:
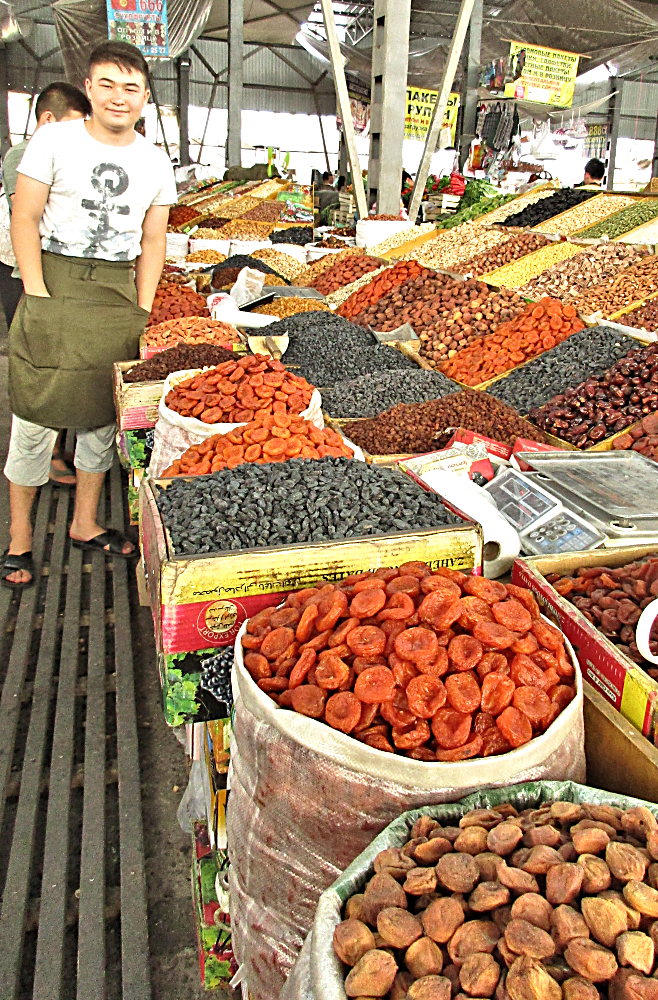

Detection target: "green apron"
[8, 250, 149, 429]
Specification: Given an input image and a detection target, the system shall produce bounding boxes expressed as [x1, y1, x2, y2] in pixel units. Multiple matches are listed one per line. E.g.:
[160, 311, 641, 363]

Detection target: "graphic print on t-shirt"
[44, 162, 132, 260]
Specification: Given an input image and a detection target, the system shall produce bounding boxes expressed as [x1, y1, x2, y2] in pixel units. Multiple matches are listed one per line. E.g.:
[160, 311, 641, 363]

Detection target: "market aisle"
[0, 332, 205, 998]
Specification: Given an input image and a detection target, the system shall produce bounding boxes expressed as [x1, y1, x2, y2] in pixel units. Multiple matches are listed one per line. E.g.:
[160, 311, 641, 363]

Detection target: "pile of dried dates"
[334, 799, 658, 1000]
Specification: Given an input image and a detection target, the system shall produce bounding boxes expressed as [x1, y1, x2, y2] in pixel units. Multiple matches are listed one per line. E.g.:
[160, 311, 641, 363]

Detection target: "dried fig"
[422, 897, 466, 943]
[506, 954, 562, 1000]
[505, 918, 556, 960]
[345, 949, 398, 997]
[616, 931, 654, 975]
[377, 907, 423, 949]
[334, 919, 377, 966]
[405, 937, 444, 979]
[564, 939, 618, 982]
[460, 953, 502, 997]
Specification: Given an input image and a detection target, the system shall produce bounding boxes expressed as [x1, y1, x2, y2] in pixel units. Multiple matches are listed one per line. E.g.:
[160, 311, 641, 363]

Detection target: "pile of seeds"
[485, 242, 583, 289]
[485, 327, 641, 414]
[292, 345, 418, 388]
[397, 224, 513, 271]
[124, 343, 237, 383]
[482, 187, 557, 223]
[533, 193, 635, 234]
[271, 226, 314, 245]
[250, 248, 303, 282]
[156, 457, 452, 554]
[530, 342, 658, 446]
[216, 220, 274, 240]
[518, 244, 648, 302]
[366, 223, 435, 256]
[325, 266, 389, 308]
[323, 369, 460, 418]
[345, 391, 548, 456]
[500, 188, 596, 228]
[457, 233, 552, 277]
[242, 201, 284, 222]
[577, 198, 658, 239]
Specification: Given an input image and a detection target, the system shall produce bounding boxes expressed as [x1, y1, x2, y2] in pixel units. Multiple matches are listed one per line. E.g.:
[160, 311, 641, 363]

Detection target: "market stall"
[118, 176, 658, 994]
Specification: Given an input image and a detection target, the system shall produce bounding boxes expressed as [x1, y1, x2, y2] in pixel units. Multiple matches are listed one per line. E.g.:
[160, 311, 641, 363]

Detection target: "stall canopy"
[203, 1, 316, 44]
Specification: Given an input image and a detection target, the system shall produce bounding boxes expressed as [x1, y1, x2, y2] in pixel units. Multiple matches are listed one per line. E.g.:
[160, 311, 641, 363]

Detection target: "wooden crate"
[113, 361, 162, 431]
[584, 680, 658, 802]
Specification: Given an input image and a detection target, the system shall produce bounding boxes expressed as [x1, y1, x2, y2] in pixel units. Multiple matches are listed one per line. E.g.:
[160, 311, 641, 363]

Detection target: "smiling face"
[85, 62, 149, 134]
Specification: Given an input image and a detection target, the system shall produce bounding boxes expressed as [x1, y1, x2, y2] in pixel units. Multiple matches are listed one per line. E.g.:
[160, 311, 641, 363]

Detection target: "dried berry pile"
[613, 412, 658, 462]
[164, 355, 315, 424]
[168, 204, 200, 227]
[142, 317, 240, 352]
[311, 255, 382, 295]
[124, 343, 237, 383]
[440, 300, 585, 387]
[241, 570, 576, 759]
[344, 391, 549, 456]
[500, 188, 596, 228]
[530, 343, 658, 447]
[334, 798, 658, 1000]
[162, 414, 352, 476]
[618, 299, 658, 333]
[271, 225, 314, 246]
[338, 261, 431, 321]
[458, 233, 552, 278]
[546, 554, 658, 670]
[156, 458, 453, 554]
[485, 328, 641, 415]
[147, 282, 210, 327]
[323, 370, 460, 419]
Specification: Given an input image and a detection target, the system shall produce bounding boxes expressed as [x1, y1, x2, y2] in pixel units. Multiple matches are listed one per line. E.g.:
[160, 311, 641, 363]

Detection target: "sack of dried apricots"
[148, 356, 324, 477]
[227, 575, 585, 1000]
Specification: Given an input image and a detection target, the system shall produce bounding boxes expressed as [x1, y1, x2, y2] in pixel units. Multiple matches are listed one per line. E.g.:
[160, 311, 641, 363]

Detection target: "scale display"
[485, 470, 560, 532]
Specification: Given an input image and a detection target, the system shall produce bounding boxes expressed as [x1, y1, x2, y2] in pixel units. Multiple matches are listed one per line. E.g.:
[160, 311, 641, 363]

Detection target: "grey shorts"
[4, 415, 116, 487]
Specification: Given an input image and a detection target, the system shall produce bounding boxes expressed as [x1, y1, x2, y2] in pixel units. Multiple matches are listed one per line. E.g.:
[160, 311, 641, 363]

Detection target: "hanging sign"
[503, 42, 580, 108]
[405, 90, 460, 144]
[106, 0, 168, 58]
[336, 73, 371, 135]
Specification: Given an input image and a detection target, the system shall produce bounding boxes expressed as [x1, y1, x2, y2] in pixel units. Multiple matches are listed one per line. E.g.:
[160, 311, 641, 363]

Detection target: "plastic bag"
[228, 625, 585, 1000]
[283, 780, 658, 1000]
[148, 368, 325, 477]
[176, 759, 207, 834]
[230, 267, 266, 307]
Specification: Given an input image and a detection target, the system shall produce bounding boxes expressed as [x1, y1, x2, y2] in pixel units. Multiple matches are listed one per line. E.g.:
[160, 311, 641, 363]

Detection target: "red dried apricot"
[390, 655, 420, 690]
[296, 604, 319, 643]
[531, 620, 564, 652]
[436, 735, 484, 761]
[445, 672, 481, 713]
[406, 675, 448, 718]
[392, 720, 431, 749]
[493, 600, 533, 633]
[395, 627, 440, 665]
[473, 620, 517, 650]
[418, 594, 465, 629]
[513, 687, 552, 725]
[505, 586, 540, 619]
[288, 647, 316, 688]
[477, 652, 509, 680]
[387, 575, 421, 597]
[347, 625, 387, 657]
[350, 589, 387, 618]
[420, 575, 462, 599]
[417, 647, 450, 679]
[497, 706, 533, 748]
[316, 590, 349, 631]
[463, 577, 508, 604]
[290, 685, 326, 718]
[381, 690, 416, 728]
[261, 627, 296, 659]
[325, 691, 362, 733]
[315, 655, 350, 690]
[481, 673, 515, 716]
[378, 592, 416, 620]
[448, 634, 484, 672]
[354, 666, 396, 704]
[459, 596, 495, 630]
[431, 708, 472, 749]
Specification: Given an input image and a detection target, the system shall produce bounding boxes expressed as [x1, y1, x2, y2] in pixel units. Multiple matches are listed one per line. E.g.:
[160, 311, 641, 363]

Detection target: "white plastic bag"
[148, 367, 324, 477]
[231, 267, 266, 307]
[228, 623, 585, 1000]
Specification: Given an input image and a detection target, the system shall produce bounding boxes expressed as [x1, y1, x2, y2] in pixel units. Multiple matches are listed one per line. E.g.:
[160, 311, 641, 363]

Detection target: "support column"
[367, 0, 412, 215]
[459, 0, 483, 168]
[0, 47, 10, 157]
[227, 0, 243, 168]
[176, 55, 191, 166]
[408, 0, 475, 222]
[320, 0, 368, 219]
[607, 80, 623, 190]
[338, 131, 348, 180]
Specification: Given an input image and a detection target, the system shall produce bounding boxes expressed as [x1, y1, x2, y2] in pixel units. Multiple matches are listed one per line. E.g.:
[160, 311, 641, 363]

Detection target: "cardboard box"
[584, 680, 658, 802]
[140, 477, 483, 658]
[113, 361, 162, 430]
[512, 547, 658, 739]
[192, 822, 236, 990]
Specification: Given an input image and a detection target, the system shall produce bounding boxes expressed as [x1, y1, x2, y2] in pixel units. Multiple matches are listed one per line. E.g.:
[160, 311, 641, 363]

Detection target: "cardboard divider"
[113, 361, 162, 431]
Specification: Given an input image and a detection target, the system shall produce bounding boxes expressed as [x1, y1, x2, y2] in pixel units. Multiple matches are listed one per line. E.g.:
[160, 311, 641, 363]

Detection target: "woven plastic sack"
[148, 368, 324, 477]
[228, 627, 585, 1000]
[283, 780, 658, 1000]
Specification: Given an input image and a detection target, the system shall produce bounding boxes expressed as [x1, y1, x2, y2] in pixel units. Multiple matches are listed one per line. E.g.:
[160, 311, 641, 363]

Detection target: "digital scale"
[484, 452, 658, 556]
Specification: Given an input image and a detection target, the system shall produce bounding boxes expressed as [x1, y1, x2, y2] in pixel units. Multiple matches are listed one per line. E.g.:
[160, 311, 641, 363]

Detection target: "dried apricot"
[432, 708, 472, 749]
[325, 691, 362, 733]
[354, 665, 396, 704]
[481, 673, 515, 716]
[473, 620, 518, 650]
[395, 627, 440, 665]
[497, 707, 533, 748]
[347, 625, 387, 657]
[463, 577, 508, 604]
[406, 675, 448, 718]
[290, 684, 326, 718]
[445, 672, 482, 713]
[449, 634, 484, 671]
[418, 593, 465, 629]
[513, 687, 552, 726]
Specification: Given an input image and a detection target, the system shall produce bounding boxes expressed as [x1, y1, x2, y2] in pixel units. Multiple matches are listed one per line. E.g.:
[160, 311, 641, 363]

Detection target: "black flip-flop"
[1, 550, 35, 589]
[70, 529, 136, 559]
[49, 457, 76, 487]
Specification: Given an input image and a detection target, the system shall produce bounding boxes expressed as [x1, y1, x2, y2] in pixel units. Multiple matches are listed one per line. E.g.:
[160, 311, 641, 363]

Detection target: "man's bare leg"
[69, 470, 133, 554]
[6, 482, 37, 583]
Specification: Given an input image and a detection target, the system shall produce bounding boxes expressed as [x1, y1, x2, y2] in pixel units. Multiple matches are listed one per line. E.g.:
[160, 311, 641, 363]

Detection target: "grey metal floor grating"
[0, 460, 151, 1000]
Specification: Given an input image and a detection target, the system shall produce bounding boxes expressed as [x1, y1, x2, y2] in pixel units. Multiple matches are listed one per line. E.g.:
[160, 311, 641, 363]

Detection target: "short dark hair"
[585, 158, 605, 181]
[88, 41, 149, 85]
[322, 171, 330, 182]
[35, 82, 91, 122]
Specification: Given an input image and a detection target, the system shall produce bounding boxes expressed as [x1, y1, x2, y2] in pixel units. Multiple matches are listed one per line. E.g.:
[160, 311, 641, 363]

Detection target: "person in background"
[1, 82, 92, 487]
[3, 40, 176, 587]
[581, 158, 605, 186]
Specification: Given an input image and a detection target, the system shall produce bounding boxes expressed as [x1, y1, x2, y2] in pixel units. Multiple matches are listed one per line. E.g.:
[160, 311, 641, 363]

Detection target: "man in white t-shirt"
[3, 41, 177, 587]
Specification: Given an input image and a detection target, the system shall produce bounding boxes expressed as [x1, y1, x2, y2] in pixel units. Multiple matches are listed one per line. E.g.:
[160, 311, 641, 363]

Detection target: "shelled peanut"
[251, 248, 303, 282]
[485, 243, 583, 289]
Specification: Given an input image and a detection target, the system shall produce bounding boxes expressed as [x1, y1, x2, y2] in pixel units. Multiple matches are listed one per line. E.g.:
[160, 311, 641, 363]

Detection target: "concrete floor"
[0, 310, 208, 998]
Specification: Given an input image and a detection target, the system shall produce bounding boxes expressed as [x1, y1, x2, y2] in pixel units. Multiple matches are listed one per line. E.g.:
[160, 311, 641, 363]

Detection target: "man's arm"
[11, 174, 50, 296]
[135, 204, 169, 311]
